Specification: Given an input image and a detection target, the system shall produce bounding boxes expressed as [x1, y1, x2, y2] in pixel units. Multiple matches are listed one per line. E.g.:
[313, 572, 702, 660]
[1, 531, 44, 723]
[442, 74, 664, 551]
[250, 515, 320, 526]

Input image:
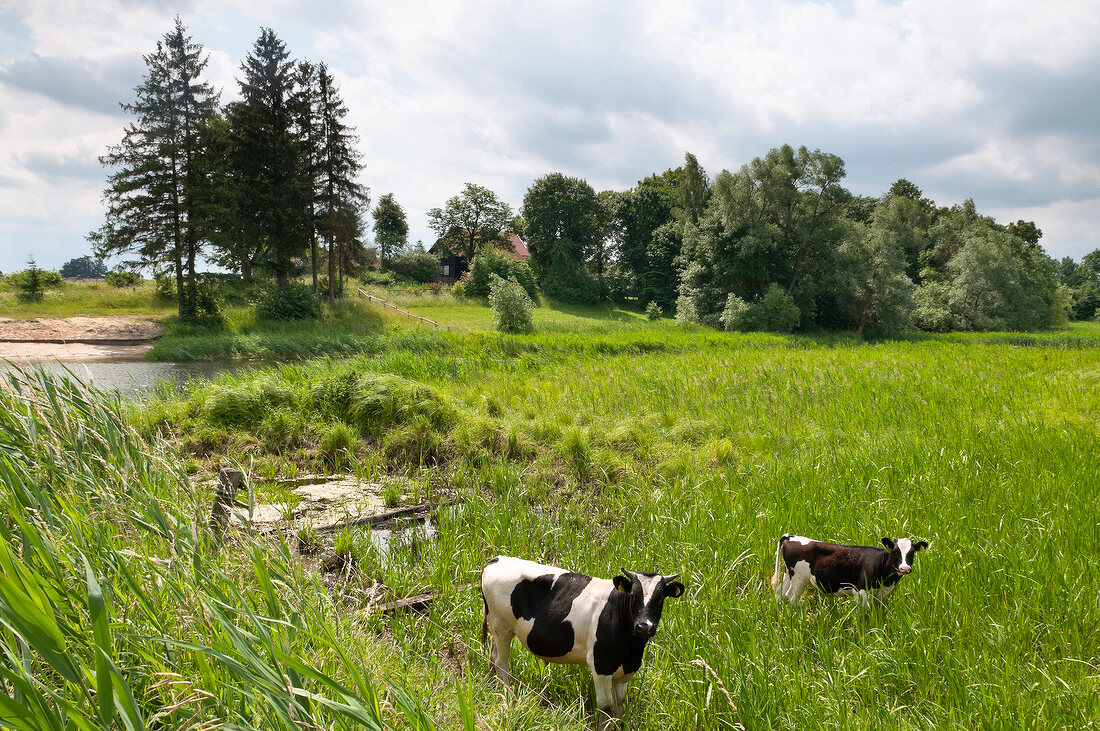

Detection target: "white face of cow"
[615, 569, 686, 639]
[882, 537, 928, 575]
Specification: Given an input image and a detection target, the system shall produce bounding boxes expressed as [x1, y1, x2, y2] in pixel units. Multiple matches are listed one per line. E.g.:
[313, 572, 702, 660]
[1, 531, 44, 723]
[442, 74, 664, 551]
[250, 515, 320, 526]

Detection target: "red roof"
[505, 234, 529, 261]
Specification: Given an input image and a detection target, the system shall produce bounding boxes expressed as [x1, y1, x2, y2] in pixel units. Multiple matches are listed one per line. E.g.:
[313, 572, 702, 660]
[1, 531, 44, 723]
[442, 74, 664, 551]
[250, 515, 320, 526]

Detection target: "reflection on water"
[0, 360, 260, 398]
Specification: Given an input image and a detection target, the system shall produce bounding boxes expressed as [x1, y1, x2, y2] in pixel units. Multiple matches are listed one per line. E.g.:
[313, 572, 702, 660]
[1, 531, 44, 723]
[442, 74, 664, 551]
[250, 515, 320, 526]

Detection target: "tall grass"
[130, 323, 1100, 728]
[0, 280, 174, 318]
[0, 366, 439, 729]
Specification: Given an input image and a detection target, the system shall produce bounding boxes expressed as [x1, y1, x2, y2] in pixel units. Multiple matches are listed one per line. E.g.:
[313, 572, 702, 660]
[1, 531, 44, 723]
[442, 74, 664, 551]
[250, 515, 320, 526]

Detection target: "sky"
[2, 0, 1099, 274]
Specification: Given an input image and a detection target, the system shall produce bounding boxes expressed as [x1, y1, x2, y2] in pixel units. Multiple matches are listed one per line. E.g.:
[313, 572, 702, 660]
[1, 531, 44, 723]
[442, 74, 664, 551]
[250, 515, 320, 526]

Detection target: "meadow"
[2, 291, 1098, 729]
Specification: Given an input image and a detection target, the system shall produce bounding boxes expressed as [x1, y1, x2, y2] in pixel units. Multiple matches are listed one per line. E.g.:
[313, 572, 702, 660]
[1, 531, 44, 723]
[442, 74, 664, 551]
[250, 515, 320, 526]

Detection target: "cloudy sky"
[2, 0, 1098, 274]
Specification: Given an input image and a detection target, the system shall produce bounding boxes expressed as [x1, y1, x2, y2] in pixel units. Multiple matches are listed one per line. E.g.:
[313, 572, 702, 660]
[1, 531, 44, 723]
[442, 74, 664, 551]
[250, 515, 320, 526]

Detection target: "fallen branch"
[315, 498, 462, 534]
[378, 583, 475, 615]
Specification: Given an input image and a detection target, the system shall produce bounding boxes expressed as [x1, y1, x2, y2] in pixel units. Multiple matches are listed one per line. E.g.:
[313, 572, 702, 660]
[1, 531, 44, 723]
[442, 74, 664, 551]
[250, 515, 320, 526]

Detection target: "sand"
[0, 316, 163, 362]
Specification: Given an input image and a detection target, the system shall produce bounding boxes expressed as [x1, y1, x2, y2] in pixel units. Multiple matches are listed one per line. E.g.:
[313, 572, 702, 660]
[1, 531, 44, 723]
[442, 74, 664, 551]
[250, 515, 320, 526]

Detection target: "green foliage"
[523, 172, 606, 284]
[911, 281, 953, 332]
[760, 283, 801, 332]
[255, 283, 321, 321]
[675, 293, 700, 325]
[10, 258, 61, 301]
[388, 248, 440, 284]
[427, 183, 514, 261]
[319, 422, 358, 467]
[540, 264, 600, 305]
[488, 274, 535, 333]
[59, 255, 107, 279]
[371, 192, 408, 264]
[466, 251, 538, 300]
[719, 292, 761, 331]
[105, 269, 142, 287]
[645, 300, 663, 321]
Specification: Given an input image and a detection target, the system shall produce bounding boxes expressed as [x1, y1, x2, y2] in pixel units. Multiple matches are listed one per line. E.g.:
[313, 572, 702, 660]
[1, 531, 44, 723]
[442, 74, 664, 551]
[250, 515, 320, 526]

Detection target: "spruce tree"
[315, 63, 368, 303]
[89, 17, 219, 319]
[228, 28, 310, 290]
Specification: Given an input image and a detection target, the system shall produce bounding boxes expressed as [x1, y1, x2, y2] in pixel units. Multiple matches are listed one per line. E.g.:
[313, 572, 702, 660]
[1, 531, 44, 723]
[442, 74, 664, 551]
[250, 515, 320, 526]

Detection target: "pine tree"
[89, 17, 219, 319]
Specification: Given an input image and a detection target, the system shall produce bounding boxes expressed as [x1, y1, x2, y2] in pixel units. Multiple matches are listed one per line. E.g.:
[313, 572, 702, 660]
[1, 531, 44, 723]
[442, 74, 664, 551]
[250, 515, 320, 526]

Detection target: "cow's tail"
[480, 591, 489, 645]
[770, 534, 792, 592]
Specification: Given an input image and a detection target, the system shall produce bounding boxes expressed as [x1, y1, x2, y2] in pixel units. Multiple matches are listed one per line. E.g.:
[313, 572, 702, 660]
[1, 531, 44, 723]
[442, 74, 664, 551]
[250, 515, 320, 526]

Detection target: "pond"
[0, 360, 260, 398]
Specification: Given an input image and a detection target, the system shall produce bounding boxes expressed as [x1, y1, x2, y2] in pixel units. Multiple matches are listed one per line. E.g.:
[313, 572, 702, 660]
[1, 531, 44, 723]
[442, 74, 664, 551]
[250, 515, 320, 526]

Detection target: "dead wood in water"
[314, 498, 462, 534]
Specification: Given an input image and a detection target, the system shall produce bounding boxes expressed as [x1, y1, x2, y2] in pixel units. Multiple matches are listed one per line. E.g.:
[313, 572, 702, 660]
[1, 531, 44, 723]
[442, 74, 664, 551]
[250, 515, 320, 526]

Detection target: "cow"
[771, 534, 927, 608]
[480, 556, 685, 730]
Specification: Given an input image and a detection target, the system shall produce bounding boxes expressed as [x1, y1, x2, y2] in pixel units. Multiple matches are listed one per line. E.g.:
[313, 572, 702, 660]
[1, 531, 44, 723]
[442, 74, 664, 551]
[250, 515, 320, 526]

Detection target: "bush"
[188, 287, 226, 330]
[360, 269, 396, 287]
[645, 301, 663, 321]
[466, 252, 539, 300]
[106, 270, 142, 288]
[912, 281, 953, 332]
[255, 283, 321, 321]
[760, 283, 800, 332]
[451, 281, 468, 298]
[388, 250, 439, 284]
[720, 293, 755, 331]
[675, 294, 699, 325]
[540, 265, 600, 305]
[489, 274, 535, 333]
[10, 260, 63, 301]
[153, 272, 175, 301]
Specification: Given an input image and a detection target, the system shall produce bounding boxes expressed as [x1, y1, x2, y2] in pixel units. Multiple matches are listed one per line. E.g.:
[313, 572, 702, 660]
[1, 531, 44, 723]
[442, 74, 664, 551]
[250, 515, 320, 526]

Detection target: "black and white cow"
[480, 556, 685, 730]
[771, 534, 927, 608]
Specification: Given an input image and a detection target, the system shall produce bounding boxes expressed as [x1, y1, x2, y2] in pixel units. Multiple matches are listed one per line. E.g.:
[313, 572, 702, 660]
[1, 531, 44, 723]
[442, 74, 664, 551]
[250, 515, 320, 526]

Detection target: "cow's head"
[614, 569, 685, 639]
[881, 537, 928, 575]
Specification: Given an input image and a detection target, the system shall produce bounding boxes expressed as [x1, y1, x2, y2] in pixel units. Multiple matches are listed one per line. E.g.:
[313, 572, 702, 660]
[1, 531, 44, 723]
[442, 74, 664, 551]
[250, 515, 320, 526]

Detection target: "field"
[2, 292, 1099, 729]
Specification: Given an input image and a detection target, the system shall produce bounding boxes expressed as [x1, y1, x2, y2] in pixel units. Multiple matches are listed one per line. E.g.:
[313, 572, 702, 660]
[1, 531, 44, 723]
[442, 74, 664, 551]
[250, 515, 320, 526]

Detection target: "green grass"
[126, 319, 1100, 729]
[0, 279, 175, 318]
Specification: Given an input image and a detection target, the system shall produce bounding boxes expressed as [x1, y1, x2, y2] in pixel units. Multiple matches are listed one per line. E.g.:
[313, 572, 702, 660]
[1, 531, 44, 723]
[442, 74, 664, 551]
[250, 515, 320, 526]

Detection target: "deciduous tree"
[427, 183, 513, 261]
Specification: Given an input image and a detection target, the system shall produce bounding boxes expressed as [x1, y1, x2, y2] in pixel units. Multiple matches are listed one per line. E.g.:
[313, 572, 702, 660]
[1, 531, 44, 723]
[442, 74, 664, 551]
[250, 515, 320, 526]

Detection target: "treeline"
[508, 148, 1094, 333]
[89, 19, 373, 321]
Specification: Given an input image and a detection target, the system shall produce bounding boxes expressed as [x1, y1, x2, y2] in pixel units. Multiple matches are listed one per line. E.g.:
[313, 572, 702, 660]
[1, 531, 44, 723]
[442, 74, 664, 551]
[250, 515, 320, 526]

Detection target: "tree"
[677, 145, 851, 326]
[522, 173, 605, 281]
[227, 28, 310, 290]
[832, 216, 915, 335]
[427, 184, 513, 261]
[89, 17, 219, 319]
[59, 256, 108, 279]
[372, 193, 408, 265]
[313, 63, 368, 304]
[679, 151, 710, 224]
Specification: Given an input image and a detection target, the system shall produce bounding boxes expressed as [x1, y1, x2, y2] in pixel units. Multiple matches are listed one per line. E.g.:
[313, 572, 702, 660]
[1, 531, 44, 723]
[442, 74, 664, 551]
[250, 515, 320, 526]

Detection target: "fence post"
[209, 467, 243, 549]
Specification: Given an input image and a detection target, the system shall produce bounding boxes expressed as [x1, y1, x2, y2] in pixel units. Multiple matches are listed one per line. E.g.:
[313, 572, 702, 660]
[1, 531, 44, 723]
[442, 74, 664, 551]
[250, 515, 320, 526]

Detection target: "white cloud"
[2, 0, 1100, 273]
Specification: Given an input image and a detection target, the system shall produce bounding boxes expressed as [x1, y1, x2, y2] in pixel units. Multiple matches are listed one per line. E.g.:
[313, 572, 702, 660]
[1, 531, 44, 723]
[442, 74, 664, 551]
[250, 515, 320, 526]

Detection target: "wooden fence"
[357, 288, 442, 328]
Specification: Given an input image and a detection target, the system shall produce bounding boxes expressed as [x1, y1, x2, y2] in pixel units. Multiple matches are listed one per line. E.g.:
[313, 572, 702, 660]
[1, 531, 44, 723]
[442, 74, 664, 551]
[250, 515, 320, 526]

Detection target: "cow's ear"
[915, 541, 928, 552]
[881, 537, 896, 550]
[613, 575, 631, 593]
[665, 581, 685, 598]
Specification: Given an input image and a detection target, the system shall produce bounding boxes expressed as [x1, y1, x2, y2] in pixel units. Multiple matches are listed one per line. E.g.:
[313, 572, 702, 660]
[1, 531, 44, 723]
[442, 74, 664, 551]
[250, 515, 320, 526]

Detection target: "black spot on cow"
[510, 572, 592, 658]
[592, 591, 647, 676]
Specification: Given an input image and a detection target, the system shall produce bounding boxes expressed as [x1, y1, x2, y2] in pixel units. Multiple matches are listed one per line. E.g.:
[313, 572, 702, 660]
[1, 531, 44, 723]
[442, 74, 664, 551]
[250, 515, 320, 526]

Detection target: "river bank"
[0, 315, 162, 361]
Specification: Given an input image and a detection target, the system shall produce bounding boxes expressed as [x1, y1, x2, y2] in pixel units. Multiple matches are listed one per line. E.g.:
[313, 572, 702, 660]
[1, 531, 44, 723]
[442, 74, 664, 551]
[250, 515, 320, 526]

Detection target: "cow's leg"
[486, 624, 513, 685]
[591, 672, 617, 730]
[857, 590, 872, 610]
[785, 560, 813, 604]
[612, 679, 628, 719]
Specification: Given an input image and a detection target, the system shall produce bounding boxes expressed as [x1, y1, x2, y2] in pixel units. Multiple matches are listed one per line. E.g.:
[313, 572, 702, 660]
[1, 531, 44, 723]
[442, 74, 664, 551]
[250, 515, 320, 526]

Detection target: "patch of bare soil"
[0, 316, 164, 362]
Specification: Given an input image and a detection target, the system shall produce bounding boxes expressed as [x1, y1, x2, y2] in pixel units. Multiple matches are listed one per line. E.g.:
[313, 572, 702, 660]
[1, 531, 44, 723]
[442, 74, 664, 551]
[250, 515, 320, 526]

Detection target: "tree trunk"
[241, 256, 253, 283]
[328, 234, 335, 305]
[311, 233, 319, 295]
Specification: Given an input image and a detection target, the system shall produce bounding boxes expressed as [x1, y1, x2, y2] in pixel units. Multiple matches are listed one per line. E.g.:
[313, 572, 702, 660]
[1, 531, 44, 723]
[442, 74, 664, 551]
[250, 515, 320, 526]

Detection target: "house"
[430, 233, 530, 284]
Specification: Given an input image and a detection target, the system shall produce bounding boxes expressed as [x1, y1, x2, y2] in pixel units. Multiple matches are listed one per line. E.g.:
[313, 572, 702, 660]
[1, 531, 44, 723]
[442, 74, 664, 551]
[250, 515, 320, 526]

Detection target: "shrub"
[675, 294, 699, 325]
[720, 293, 766, 331]
[540, 265, 600, 305]
[645, 301, 663, 321]
[153, 271, 176, 301]
[360, 269, 396, 287]
[255, 283, 321, 321]
[186, 287, 226, 329]
[466, 252, 539, 300]
[761, 283, 800, 332]
[912, 281, 953, 332]
[388, 249, 439, 284]
[451, 281, 468, 298]
[106, 270, 142, 288]
[489, 274, 535, 333]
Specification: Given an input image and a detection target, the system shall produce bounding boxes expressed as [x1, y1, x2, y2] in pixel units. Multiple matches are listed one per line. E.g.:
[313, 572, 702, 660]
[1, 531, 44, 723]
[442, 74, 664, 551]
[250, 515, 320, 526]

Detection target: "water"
[0, 360, 259, 398]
